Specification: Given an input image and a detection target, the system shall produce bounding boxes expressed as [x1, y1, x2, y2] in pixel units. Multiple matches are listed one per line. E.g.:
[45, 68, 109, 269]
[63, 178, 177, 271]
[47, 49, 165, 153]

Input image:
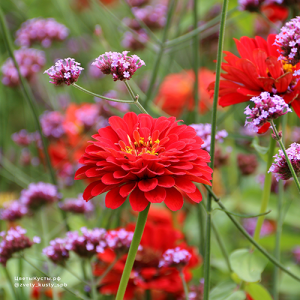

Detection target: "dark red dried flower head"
[75, 112, 212, 211]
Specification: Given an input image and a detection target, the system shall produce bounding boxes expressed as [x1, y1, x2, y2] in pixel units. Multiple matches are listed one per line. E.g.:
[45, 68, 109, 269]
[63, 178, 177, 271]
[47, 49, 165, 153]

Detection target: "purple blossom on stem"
[65, 227, 107, 258]
[189, 123, 228, 152]
[92, 51, 145, 81]
[244, 92, 291, 132]
[275, 16, 300, 66]
[11, 129, 33, 147]
[44, 58, 83, 86]
[15, 18, 69, 48]
[20, 182, 60, 210]
[40, 111, 65, 139]
[122, 30, 149, 51]
[269, 142, 300, 181]
[75, 104, 100, 130]
[43, 238, 70, 265]
[58, 194, 94, 214]
[0, 227, 39, 266]
[158, 247, 191, 269]
[1, 48, 45, 87]
[0, 201, 28, 222]
[243, 218, 275, 237]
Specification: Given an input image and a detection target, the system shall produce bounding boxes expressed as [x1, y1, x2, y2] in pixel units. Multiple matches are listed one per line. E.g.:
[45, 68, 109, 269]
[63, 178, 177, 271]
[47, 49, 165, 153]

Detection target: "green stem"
[98, 256, 119, 284]
[203, 0, 229, 298]
[192, 0, 200, 123]
[270, 120, 300, 194]
[196, 204, 205, 256]
[252, 134, 277, 244]
[202, 184, 300, 282]
[144, 0, 177, 109]
[179, 271, 189, 300]
[115, 204, 150, 300]
[22, 256, 90, 300]
[4, 267, 19, 300]
[89, 258, 97, 300]
[124, 81, 149, 114]
[0, 7, 56, 186]
[63, 265, 88, 285]
[72, 84, 134, 103]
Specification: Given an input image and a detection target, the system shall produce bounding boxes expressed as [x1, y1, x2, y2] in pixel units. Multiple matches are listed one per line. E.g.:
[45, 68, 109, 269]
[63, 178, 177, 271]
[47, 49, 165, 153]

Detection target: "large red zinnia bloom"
[75, 112, 212, 211]
[208, 34, 300, 117]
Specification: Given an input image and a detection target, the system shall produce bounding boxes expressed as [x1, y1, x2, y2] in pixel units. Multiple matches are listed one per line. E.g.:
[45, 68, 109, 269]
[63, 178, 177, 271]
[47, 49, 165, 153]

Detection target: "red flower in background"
[208, 34, 300, 116]
[261, 4, 289, 23]
[155, 68, 216, 117]
[94, 207, 201, 299]
[75, 112, 212, 211]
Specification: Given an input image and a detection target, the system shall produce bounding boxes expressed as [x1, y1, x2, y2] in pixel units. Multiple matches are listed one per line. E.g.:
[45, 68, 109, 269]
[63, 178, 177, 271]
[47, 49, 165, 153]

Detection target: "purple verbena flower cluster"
[92, 51, 145, 81]
[275, 16, 300, 66]
[0, 227, 40, 266]
[44, 58, 83, 86]
[122, 30, 149, 51]
[158, 247, 191, 269]
[12, 129, 33, 147]
[65, 227, 107, 258]
[75, 104, 101, 131]
[244, 92, 291, 132]
[15, 18, 69, 48]
[189, 123, 228, 152]
[40, 111, 66, 139]
[1, 48, 45, 87]
[43, 238, 70, 265]
[20, 182, 60, 210]
[59, 194, 94, 214]
[269, 142, 300, 181]
[243, 218, 275, 237]
[0, 201, 28, 222]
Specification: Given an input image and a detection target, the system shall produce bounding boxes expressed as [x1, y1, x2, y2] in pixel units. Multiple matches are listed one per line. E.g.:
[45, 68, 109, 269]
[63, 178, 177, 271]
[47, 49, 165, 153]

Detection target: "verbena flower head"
[1, 48, 45, 87]
[15, 18, 69, 48]
[106, 229, 137, 256]
[269, 142, 300, 180]
[189, 123, 228, 152]
[237, 153, 258, 175]
[0, 201, 28, 222]
[65, 227, 107, 258]
[244, 92, 291, 132]
[58, 194, 94, 214]
[0, 227, 40, 266]
[75, 104, 100, 130]
[20, 182, 60, 210]
[75, 112, 212, 212]
[40, 111, 66, 139]
[243, 218, 276, 237]
[44, 58, 83, 86]
[122, 30, 149, 51]
[158, 247, 191, 269]
[12, 129, 33, 147]
[43, 238, 69, 265]
[275, 16, 300, 66]
[92, 51, 145, 81]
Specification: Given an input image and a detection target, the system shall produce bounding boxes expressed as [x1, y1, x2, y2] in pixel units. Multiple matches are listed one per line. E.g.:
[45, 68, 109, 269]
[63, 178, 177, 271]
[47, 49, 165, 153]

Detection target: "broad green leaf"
[210, 281, 240, 300]
[245, 283, 273, 300]
[229, 249, 268, 282]
[226, 291, 246, 300]
[279, 264, 300, 295]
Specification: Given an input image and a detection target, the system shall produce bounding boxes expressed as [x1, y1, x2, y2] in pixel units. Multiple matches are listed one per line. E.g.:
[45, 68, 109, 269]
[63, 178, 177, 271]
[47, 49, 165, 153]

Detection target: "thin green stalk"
[252, 135, 277, 244]
[192, 0, 200, 123]
[115, 204, 150, 300]
[144, 0, 177, 109]
[18, 258, 27, 300]
[63, 265, 88, 285]
[4, 267, 19, 300]
[89, 258, 97, 300]
[270, 120, 300, 194]
[98, 256, 118, 284]
[202, 184, 300, 282]
[124, 81, 149, 114]
[22, 256, 90, 300]
[203, 0, 229, 298]
[0, 7, 56, 186]
[196, 204, 205, 256]
[179, 271, 189, 300]
[72, 84, 134, 103]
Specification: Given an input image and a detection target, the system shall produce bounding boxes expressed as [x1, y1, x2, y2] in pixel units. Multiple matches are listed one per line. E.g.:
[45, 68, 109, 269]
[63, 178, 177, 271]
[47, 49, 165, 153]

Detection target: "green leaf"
[244, 283, 273, 300]
[251, 137, 268, 161]
[229, 249, 268, 282]
[210, 281, 245, 300]
[279, 264, 300, 295]
[226, 291, 246, 300]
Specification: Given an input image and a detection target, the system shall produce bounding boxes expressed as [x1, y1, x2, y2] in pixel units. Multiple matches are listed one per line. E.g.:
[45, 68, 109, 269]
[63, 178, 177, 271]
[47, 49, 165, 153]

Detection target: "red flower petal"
[105, 187, 127, 209]
[175, 177, 196, 193]
[119, 182, 137, 198]
[129, 188, 149, 211]
[157, 176, 175, 188]
[186, 188, 203, 203]
[145, 186, 166, 203]
[83, 182, 100, 201]
[164, 187, 184, 211]
[138, 178, 158, 192]
[74, 166, 90, 179]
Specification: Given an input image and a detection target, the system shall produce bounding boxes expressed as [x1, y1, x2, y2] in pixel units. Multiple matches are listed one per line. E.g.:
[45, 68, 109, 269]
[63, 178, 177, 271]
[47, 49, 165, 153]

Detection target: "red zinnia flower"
[75, 112, 212, 211]
[208, 34, 300, 116]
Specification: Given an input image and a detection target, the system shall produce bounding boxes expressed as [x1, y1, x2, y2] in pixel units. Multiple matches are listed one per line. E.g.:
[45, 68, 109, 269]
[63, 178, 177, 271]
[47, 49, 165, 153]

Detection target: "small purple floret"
[158, 247, 191, 269]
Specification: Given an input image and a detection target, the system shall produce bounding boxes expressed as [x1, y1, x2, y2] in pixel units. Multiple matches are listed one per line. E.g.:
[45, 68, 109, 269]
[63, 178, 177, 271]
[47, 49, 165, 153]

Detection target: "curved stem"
[179, 271, 189, 300]
[252, 134, 277, 244]
[270, 120, 300, 194]
[115, 204, 150, 300]
[88, 258, 97, 300]
[203, 0, 229, 298]
[4, 267, 19, 300]
[124, 81, 149, 114]
[202, 184, 300, 282]
[72, 84, 134, 103]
